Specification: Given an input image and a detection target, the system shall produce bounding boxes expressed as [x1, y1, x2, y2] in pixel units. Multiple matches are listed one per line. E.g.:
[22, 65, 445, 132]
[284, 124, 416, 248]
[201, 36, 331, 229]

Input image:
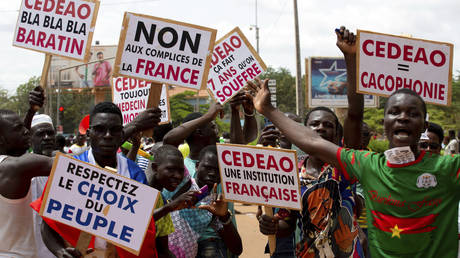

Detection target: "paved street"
[234, 203, 270, 258]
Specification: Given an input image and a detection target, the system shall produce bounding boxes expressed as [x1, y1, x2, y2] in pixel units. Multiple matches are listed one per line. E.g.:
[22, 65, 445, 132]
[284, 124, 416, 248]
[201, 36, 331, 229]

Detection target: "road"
[234, 203, 270, 258]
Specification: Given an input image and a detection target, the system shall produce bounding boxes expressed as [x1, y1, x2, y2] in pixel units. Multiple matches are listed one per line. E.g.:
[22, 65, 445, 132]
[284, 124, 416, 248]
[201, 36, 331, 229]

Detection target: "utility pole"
[293, 0, 304, 117]
[250, 0, 260, 53]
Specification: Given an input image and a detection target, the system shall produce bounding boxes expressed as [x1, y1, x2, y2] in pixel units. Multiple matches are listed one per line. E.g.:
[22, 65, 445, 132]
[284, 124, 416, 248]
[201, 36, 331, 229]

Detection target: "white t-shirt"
[0, 155, 38, 257]
[31, 177, 54, 258]
[445, 139, 459, 155]
[68, 143, 88, 156]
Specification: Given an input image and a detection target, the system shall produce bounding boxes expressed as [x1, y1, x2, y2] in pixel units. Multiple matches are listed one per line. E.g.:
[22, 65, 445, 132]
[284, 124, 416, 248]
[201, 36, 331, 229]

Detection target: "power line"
[262, 0, 289, 39]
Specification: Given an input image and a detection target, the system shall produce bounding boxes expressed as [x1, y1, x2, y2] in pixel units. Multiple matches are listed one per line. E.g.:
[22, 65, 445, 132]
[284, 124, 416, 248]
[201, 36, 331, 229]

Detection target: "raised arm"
[126, 133, 141, 162]
[241, 90, 258, 143]
[123, 107, 162, 142]
[229, 93, 245, 144]
[248, 78, 340, 168]
[0, 153, 53, 199]
[24, 86, 45, 130]
[163, 103, 223, 147]
[337, 26, 364, 149]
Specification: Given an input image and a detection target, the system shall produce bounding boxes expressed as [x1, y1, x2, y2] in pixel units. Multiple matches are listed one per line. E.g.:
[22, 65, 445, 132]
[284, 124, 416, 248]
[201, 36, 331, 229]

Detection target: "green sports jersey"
[338, 148, 460, 258]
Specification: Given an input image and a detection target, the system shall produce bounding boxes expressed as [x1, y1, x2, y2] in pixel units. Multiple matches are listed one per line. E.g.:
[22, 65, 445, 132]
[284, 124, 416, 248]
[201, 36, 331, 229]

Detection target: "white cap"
[420, 129, 430, 140]
[31, 114, 53, 128]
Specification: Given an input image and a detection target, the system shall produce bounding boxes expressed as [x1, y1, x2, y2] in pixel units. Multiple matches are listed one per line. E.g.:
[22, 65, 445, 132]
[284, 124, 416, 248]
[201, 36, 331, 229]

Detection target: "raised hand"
[198, 184, 228, 217]
[258, 125, 280, 147]
[205, 102, 224, 120]
[29, 86, 45, 110]
[333, 214, 358, 252]
[246, 77, 273, 115]
[230, 91, 255, 115]
[168, 190, 199, 211]
[131, 107, 162, 132]
[335, 26, 357, 56]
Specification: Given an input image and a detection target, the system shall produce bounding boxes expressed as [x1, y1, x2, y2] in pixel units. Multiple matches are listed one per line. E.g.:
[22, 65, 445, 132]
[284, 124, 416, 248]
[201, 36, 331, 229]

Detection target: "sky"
[1, 0, 459, 94]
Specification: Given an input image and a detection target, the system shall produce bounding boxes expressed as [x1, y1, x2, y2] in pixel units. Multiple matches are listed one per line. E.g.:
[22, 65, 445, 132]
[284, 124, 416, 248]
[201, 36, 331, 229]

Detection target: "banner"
[112, 78, 170, 125]
[114, 12, 216, 90]
[357, 30, 453, 106]
[216, 144, 301, 210]
[307, 57, 377, 107]
[13, 0, 99, 61]
[207, 27, 266, 104]
[39, 153, 159, 255]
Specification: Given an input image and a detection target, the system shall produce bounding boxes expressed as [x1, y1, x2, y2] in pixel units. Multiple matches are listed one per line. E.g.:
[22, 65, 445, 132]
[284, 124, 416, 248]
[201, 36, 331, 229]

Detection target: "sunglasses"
[419, 142, 440, 150]
[90, 125, 123, 136]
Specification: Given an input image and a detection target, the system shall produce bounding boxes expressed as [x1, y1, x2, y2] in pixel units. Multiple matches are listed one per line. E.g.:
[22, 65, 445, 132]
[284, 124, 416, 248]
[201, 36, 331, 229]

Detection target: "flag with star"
[369, 210, 438, 252]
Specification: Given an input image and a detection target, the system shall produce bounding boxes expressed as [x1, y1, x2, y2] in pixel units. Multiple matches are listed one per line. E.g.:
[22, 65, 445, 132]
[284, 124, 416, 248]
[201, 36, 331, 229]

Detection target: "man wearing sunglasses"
[419, 122, 444, 155]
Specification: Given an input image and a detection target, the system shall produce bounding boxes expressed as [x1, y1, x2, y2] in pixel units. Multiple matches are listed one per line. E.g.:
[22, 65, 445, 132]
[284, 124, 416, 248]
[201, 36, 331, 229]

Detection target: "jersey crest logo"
[416, 173, 437, 188]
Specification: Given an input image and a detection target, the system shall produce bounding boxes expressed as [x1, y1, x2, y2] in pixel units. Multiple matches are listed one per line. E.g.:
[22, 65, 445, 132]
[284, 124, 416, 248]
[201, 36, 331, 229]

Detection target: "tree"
[260, 67, 297, 114]
[57, 88, 95, 134]
[6, 77, 40, 116]
[169, 90, 195, 126]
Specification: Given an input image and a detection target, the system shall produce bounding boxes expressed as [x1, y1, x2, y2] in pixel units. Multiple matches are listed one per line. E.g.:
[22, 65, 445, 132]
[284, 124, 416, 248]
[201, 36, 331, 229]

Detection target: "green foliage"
[363, 107, 384, 134]
[169, 91, 195, 126]
[4, 77, 40, 116]
[425, 76, 460, 131]
[368, 138, 389, 153]
[58, 88, 94, 134]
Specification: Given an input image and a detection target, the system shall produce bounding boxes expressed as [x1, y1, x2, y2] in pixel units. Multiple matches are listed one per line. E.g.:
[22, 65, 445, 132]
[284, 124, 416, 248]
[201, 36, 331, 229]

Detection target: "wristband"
[243, 109, 256, 117]
[220, 210, 233, 225]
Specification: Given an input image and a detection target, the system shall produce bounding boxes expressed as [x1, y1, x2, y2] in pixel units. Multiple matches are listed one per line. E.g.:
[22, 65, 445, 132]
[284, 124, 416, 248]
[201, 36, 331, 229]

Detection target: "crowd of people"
[1, 26, 460, 258]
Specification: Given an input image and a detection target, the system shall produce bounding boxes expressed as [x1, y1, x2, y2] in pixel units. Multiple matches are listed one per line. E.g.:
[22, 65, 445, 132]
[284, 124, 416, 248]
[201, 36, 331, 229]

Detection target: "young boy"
[195, 145, 243, 258]
[150, 144, 199, 258]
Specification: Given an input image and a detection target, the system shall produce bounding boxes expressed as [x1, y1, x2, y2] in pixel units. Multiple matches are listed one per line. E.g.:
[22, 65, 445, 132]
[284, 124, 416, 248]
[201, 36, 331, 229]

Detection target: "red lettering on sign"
[361, 39, 447, 67]
[360, 72, 446, 102]
[135, 59, 199, 85]
[25, 0, 92, 20]
[222, 150, 232, 166]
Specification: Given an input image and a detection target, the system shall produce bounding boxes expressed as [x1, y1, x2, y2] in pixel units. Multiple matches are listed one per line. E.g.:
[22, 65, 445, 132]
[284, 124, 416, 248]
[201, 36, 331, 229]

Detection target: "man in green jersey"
[247, 26, 460, 257]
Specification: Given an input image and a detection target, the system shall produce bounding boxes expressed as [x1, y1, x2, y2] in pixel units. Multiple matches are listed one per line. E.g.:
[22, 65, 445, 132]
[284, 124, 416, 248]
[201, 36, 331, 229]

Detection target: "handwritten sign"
[112, 78, 170, 125]
[114, 12, 216, 90]
[39, 153, 159, 255]
[357, 30, 453, 105]
[207, 27, 266, 104]
[13, 0, 99, 61]
[216, 144, 301, 210]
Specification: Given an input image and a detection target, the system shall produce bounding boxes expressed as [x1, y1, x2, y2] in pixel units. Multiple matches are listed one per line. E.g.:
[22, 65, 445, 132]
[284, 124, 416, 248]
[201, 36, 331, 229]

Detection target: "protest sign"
[207, 27, 267, 104]
[39, 153, 159, 255]
[307, 57, 377, 107]
[13, 0, 99, 61]
[216, 143, 301, 210]
[112, 78, 170, 125]
[357, 30, 453, 105]
[158, 84, 171, 124]
[113, 12, 216, 90]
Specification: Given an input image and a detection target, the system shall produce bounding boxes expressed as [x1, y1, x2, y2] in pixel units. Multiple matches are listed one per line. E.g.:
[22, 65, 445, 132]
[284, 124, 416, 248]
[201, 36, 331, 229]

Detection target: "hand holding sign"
[130, 107, 162, 132]
[258, 213, 279, 235]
